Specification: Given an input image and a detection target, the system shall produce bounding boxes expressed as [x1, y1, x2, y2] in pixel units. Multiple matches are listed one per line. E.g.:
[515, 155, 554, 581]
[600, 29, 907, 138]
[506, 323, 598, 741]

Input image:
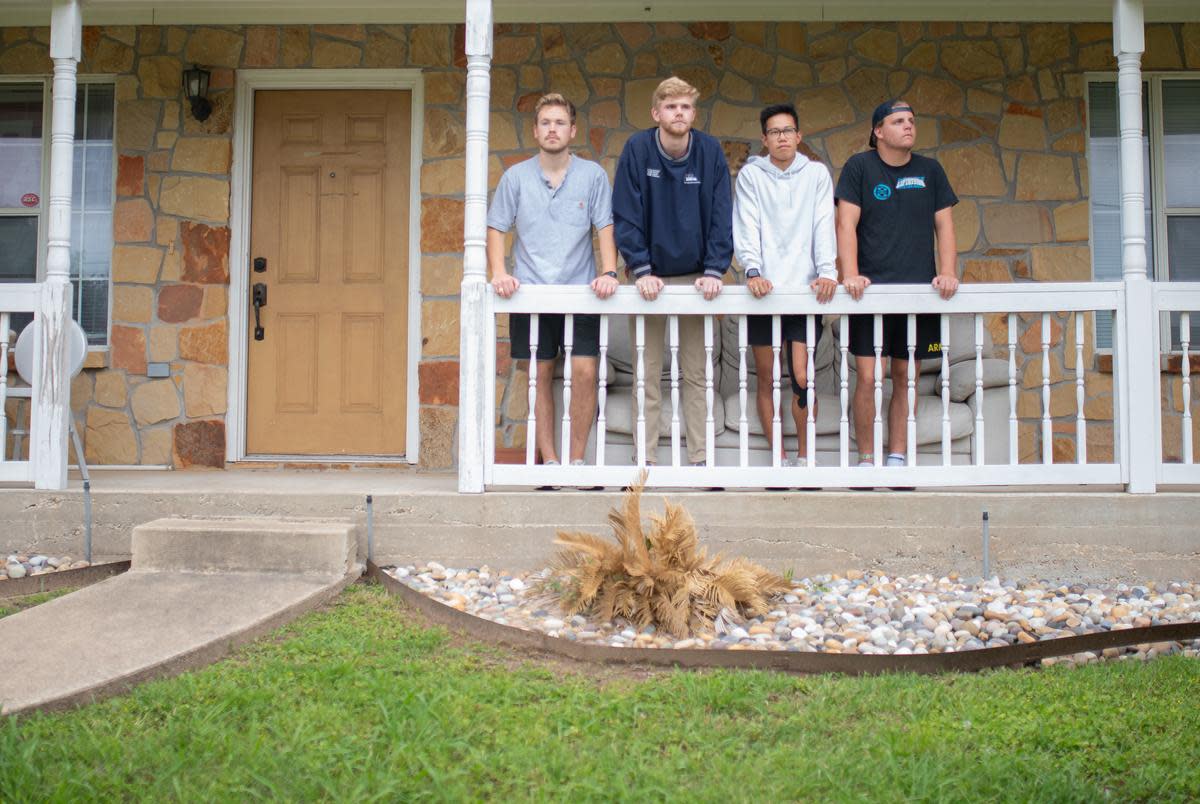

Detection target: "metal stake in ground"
[982, 510, 991, 580]
[366, 495, 374, 564]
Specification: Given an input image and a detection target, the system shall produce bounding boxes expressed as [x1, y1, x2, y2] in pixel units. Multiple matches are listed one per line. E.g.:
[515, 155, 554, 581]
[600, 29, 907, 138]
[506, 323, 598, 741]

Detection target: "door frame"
[227, 69, 425, 463]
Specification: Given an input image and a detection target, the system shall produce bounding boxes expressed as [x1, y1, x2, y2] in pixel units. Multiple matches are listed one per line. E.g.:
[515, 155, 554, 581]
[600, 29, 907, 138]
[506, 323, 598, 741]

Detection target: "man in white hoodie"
[733, 103, 838, 466]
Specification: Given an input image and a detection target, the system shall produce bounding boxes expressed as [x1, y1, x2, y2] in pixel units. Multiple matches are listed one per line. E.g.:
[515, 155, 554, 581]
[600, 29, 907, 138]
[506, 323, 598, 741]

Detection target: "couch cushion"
[723, 389, 973, 444]
[948, 358, 1010, 402]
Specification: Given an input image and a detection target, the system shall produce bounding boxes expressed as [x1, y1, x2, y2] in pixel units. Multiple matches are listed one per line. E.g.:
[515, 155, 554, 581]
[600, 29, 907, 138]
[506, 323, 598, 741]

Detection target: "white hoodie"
[733, 153, 837, 287]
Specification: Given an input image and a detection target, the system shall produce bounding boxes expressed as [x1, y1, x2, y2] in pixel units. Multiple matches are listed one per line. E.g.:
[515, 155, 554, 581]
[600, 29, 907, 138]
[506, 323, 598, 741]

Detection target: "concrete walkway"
[0, 517, 360, 716]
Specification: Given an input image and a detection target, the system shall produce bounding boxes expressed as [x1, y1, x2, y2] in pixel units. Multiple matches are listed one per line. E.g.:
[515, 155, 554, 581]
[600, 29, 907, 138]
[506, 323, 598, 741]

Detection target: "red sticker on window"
[20, 193, 39, 207]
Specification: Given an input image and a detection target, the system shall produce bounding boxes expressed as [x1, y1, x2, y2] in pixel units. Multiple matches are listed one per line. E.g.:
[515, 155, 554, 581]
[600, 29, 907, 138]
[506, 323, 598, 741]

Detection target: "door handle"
[252, 282, 268, 341]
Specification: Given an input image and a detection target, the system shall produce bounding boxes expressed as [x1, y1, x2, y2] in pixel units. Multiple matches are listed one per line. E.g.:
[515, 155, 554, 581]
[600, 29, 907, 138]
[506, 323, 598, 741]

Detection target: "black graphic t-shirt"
[834, 151, 958, 284]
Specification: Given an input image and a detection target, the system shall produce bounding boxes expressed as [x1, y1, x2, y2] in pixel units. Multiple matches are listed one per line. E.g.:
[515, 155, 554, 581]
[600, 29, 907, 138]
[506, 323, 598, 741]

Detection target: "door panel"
[247, 89, 410, 455]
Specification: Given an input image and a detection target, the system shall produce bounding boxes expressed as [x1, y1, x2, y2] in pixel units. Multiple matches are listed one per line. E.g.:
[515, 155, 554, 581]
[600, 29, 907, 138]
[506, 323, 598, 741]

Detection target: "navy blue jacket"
[612, 128, 733, 280]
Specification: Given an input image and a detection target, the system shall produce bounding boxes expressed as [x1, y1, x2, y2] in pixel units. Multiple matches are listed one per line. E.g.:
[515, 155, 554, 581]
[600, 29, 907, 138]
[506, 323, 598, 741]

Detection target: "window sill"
[83, 349, 108, 370]
[1095, 353, 1200, 375]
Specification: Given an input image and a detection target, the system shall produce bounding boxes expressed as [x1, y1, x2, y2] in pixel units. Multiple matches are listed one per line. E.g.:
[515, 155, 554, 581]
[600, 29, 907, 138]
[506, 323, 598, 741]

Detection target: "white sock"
[886, 453, 905, 467]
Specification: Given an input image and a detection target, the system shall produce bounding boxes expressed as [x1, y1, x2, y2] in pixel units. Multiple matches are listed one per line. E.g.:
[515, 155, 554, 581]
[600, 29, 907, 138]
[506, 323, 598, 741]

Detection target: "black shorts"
[509, 313, 600, 361]
[747, 315, 822, 403]
[746, 314, 823, 348]
[848, 313, 941, 360]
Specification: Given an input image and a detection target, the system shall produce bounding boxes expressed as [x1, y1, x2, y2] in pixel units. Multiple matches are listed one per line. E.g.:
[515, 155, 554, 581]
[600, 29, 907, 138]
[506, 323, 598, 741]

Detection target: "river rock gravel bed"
[2, 554, 90, 581]
[385, 564, 1200, 668]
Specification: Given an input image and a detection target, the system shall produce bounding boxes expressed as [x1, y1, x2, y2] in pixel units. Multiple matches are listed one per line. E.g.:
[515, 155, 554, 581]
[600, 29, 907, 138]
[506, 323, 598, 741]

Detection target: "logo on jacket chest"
[646, 168, 661, 178]
[684, 173, 701, 185]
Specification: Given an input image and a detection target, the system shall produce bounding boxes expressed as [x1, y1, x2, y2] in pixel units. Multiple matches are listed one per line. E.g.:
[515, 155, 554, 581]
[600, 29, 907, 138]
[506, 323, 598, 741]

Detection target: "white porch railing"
[485, 283, 1127, 490]
[1154, 282, 1200, 485]
[0, 285, 41, 484]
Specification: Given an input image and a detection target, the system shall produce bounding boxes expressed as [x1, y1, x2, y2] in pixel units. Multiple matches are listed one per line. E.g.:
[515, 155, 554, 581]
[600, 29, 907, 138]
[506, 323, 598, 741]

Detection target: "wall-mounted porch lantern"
[182, 65, 212, 121]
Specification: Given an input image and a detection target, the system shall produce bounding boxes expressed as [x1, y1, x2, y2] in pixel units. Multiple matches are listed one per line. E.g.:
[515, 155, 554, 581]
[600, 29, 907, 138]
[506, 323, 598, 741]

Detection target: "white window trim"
[0, 72, 118, 351]
[1085, 71, 1200, 353]
[227, 68, 425, 466]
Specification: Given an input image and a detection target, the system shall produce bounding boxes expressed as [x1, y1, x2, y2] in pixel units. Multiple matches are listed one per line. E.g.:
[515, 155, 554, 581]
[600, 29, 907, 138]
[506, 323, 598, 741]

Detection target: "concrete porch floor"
[2, 468, 1199, 584]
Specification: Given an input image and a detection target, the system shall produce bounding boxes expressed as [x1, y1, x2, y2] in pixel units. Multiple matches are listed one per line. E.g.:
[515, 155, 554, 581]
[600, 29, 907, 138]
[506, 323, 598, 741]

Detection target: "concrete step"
[131, 517, 357, 577]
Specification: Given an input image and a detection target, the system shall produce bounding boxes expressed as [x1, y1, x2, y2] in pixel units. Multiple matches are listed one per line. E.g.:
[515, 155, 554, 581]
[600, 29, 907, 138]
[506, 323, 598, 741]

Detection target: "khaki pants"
[629, 274, 711, 464]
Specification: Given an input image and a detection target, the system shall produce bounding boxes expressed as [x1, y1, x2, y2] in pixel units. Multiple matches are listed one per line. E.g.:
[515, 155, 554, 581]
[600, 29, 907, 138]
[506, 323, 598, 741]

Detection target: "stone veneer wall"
[1, 21, 1199, 468]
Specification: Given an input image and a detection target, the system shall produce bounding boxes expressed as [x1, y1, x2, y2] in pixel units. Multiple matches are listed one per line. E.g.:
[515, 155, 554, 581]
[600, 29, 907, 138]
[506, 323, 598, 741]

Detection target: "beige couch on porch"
[547, 313, 1013, 466]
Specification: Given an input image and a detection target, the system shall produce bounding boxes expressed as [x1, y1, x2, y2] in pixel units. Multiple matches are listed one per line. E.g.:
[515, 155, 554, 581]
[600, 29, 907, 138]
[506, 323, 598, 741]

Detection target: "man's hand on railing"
[591, 273, 620, 299]
[636, 275, 664, 301]
[811, 277, 837, 304]
[695, 275, 723, 301]
[843, 275, 871, 300]
[933, 274, 960, 300]
[492, 272, 520, 299]
[747, 276, 773, 298]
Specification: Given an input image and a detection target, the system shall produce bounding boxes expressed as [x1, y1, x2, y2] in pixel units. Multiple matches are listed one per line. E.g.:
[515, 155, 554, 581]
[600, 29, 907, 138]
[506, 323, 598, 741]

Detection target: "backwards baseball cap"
[869, 100, 915, 147]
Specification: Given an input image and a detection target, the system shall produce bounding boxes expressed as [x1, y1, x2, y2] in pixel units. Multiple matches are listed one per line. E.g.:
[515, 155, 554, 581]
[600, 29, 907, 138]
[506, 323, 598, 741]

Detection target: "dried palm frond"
[540, 474, 790, 637]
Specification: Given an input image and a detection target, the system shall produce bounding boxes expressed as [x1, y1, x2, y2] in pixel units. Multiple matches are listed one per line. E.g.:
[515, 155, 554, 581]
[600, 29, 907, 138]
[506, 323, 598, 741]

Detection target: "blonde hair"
[651, 76, 700, 107]
[533, 92, 576, 124]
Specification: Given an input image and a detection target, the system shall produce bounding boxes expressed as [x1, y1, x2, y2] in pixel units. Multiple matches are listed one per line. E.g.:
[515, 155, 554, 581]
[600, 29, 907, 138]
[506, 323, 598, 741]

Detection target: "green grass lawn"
[2, 583, 1198, 802]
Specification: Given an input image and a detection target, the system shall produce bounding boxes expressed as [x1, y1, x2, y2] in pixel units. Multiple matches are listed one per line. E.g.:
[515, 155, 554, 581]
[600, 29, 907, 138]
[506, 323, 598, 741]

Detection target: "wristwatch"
[602, 271, 618, 279]
[746, 269, 761, 279]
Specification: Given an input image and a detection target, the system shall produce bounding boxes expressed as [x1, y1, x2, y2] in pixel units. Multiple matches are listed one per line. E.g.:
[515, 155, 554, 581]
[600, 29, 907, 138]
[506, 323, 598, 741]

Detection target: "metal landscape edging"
[366, 562, 1200, 675]
[0, 561, 130, 600]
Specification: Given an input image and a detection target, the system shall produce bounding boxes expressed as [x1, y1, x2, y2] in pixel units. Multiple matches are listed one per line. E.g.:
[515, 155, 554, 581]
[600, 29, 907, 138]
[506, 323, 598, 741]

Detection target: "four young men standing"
[489, 80, 961, 472]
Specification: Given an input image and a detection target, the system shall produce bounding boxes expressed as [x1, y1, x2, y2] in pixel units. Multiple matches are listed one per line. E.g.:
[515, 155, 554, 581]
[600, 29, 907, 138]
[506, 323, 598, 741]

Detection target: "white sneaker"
[886, 454, 906, 468]
[782, 457, 805, 468]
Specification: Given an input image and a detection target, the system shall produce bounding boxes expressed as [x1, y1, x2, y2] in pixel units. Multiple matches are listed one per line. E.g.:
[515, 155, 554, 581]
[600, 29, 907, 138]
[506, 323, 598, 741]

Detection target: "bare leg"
[752, 345, 784, 461]
[887, 358, 919, 458]
[790, 341, 815, 462]
[853, 355, 882, 461]
[568, 356, 598, 462]
[530, 358, 558, 463]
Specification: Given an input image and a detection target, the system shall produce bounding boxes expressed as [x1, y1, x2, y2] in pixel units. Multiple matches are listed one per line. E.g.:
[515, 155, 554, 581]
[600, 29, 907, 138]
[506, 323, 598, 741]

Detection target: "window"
[0, 80, 114, 346]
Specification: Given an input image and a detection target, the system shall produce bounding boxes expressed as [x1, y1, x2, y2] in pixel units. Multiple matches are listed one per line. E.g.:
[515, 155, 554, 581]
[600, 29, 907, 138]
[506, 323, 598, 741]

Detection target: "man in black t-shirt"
[834, 100, 960, 468]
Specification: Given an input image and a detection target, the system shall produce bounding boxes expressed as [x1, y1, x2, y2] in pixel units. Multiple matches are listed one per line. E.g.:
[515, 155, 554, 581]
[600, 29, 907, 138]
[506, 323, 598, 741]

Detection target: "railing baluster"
[873, 314, 883, 467]
[941, 314, 951, 466]
[526, 313, 538, 467]
[1182, 312, 1193, 465]
[0, 312, 8, 462]
[839, 316, 850, 467]
[560, 313, 573, 466]
[738, 315, 748, 468]
[906, 313, 917, 468]
[635, 314, 646, 467]
[805, 315, 816, 467]
[1075, 313, 1087, 464]
[1041, 312, 1052, 465]
[669, 315, 681, 467]
[974, 314, 985, 466]
[597, 315, 608, 467]
[1008, 312, 1018, 466]
[772, 315, 782, 467]
[704, 315, 715, 467]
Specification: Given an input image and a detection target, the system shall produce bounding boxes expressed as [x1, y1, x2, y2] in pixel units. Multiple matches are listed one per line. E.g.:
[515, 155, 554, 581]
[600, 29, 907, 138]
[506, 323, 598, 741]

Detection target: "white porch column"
[458, 0, 493, 493]
[33, 0, 81, 490]
[1113, 0, 1156, 493]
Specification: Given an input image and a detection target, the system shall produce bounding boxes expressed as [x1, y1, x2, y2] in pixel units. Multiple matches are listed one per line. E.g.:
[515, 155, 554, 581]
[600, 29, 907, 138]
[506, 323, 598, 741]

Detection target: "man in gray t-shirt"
[487, 93, 619, 468]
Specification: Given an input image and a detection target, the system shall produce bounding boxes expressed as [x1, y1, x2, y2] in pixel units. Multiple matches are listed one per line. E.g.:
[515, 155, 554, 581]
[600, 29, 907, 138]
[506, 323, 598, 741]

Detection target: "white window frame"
[1086, 71, 1200, 353]
[0, 73, 117, 350]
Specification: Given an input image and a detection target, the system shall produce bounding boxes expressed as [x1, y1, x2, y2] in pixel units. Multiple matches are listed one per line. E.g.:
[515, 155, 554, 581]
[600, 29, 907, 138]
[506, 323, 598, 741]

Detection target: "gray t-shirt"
[486, 154, 613, 286]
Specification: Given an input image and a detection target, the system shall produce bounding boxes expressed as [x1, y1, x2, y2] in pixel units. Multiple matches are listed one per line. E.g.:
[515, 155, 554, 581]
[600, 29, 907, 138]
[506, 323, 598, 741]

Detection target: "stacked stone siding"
[1, 21, 1198, 468]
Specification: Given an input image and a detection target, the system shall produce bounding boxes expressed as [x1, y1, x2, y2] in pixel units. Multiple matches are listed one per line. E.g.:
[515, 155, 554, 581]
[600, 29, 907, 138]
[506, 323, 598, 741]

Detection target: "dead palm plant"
[543, 474, 790, 637]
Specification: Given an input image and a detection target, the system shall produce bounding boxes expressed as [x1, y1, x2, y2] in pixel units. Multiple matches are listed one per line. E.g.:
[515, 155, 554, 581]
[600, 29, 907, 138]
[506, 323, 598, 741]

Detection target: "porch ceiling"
[1, 0, 1198, 26]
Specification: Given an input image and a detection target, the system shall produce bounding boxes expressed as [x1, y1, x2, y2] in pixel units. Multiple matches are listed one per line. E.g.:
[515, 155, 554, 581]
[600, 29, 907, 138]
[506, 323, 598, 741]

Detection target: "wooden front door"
[247, 90, 410, 456]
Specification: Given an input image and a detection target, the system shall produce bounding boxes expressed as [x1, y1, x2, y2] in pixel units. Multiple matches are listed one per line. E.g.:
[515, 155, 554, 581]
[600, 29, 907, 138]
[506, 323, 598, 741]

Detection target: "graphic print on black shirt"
[834, 151, 958, 285]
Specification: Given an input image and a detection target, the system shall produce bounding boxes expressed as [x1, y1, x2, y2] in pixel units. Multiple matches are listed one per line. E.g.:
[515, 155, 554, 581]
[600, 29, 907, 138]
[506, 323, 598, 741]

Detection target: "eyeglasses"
[765, 126, 798, 138]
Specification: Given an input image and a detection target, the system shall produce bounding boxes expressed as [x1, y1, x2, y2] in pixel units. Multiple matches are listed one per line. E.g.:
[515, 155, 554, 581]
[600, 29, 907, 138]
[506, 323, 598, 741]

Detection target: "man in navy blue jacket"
[613, 76, 733, 466]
